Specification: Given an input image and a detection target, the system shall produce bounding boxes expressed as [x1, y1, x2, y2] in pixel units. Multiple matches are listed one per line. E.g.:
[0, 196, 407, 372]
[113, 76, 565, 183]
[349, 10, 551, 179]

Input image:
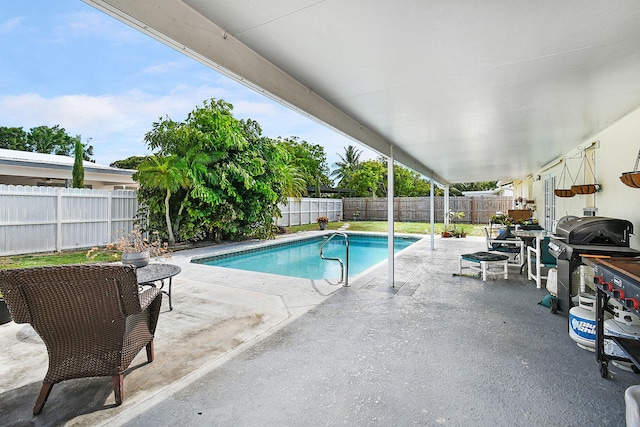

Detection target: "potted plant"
[490, 214, 514, 227]
[317, 216, 329, 230]
[87, 225, 168, 268]
[443, 210, 465, 237]
[0, 291, 11, 325]
[454, 224, 468, 238]
[440, 226, 454, 238]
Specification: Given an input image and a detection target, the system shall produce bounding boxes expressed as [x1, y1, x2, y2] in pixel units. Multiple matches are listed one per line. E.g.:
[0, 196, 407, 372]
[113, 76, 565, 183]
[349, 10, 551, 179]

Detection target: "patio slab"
[1, 233, 638, 426]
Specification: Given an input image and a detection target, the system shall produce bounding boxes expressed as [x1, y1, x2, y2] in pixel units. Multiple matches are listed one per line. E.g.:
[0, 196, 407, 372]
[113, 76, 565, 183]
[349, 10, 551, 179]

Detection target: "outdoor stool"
[459, 251, 509, 281]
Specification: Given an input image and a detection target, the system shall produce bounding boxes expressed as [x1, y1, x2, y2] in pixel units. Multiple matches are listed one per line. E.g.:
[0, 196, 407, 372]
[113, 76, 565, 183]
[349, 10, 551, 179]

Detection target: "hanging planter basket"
[554, 188, 575, 198]
[570, 150, 600, 195]
[620, 149, 640, 189]
[554, 161, 575, 198]
[620, 172, 640, 188]
[571, 184, 599, 195]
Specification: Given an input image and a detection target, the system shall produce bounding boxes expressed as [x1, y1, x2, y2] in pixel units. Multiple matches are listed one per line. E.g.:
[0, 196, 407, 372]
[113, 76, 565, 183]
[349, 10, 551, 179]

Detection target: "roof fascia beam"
[83, 0, 447, 185]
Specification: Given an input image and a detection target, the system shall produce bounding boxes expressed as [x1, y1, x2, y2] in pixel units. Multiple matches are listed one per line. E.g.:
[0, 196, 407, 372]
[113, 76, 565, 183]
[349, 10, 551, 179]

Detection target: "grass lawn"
[0, 251, 120, 270]
[286, 221, 485, 236]
[0, 221, 484, 269]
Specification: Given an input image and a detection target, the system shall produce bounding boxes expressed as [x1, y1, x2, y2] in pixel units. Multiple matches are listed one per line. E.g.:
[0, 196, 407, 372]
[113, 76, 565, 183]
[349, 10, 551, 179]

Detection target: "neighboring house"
[0, 149, 137, 190]
[461, 184, 514, 198]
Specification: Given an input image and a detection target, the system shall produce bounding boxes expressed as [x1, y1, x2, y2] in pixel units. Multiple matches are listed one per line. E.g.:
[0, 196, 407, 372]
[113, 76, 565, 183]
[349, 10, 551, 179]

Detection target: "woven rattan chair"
[0, 264, 162, 415]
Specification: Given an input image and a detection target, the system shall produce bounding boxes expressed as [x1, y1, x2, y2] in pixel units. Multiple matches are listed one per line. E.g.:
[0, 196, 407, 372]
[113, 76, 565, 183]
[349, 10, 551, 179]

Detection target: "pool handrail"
[319, 232, 350, 287]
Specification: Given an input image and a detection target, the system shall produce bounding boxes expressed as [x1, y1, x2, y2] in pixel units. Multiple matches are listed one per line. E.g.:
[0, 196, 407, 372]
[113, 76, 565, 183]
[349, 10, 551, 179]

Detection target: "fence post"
[56, 188, 62, 252]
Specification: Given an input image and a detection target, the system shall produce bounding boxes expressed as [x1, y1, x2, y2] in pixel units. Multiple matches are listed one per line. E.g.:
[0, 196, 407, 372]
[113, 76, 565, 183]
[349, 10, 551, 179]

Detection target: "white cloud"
[58, 10, 144, 45]
[0, 83, 376, 170]
[142, 61, 189, 75]
[0, 17, 26, 33]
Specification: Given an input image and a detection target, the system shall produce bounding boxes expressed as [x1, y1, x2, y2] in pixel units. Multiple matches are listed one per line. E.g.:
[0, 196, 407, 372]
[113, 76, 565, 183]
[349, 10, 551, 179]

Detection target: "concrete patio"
[1, 233, 638, 426]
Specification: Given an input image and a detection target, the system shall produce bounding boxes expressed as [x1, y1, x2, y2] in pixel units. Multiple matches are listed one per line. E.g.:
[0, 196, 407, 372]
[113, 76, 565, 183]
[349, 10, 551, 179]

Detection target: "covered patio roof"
[83, 0, 640, 185]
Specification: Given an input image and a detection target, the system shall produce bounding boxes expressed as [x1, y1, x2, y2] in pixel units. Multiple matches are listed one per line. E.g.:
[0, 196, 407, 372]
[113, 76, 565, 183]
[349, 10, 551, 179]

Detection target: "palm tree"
[136, 155, 189, 245]
[331, 145, 362, 186]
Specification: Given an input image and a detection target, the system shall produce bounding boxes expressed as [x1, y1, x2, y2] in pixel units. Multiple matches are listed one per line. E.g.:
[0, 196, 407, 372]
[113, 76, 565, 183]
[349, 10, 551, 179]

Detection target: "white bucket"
[547, 268, 558, 295]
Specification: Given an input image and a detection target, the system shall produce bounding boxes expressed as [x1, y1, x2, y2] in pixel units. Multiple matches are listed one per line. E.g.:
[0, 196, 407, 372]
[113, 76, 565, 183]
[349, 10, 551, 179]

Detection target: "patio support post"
[388, 145, 394, 288]
[430, 179, 435, 250]
[444, 186, 450, 228]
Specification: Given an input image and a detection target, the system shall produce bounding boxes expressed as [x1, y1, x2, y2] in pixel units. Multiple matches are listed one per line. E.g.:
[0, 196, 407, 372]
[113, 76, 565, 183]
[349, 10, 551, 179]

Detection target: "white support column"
[388, 145, 395, 288]
[444, 185, 450, 228]
[430, 178, 435, 250]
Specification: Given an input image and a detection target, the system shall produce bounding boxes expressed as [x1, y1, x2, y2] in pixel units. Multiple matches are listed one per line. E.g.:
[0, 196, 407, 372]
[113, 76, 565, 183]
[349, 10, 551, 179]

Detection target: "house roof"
[0, 148, 136, 186]
[83, 1, 640, 186]
[0, 149, 135, 176]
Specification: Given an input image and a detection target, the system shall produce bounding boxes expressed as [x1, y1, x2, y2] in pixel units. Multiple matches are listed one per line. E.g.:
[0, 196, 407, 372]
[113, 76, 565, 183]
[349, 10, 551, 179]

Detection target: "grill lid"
[553, 216, 633, 246]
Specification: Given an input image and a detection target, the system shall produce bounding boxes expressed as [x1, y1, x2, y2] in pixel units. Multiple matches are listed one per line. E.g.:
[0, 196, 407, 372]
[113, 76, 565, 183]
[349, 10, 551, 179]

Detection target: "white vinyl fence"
[0, 185, 138, 256]
[0, 187, 338, 255]
[277, 197, 342, 227]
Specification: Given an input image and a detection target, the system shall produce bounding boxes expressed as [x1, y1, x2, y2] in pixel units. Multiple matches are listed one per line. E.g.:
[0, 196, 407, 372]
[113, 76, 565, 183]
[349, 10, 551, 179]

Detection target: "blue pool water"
[193, 234, 419, 280]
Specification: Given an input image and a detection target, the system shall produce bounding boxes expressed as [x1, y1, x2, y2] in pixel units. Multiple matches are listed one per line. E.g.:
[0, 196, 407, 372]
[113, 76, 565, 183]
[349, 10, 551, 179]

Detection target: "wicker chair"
[0, 264, 162, 415]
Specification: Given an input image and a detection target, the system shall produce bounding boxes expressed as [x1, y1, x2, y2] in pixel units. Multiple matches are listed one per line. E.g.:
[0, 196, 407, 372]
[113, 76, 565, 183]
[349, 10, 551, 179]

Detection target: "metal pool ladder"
[319, 232, 350, 286]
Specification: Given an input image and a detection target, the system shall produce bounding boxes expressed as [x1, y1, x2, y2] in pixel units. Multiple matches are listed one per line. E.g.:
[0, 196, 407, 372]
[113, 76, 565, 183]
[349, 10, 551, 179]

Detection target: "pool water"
[193, 234, 419, 280]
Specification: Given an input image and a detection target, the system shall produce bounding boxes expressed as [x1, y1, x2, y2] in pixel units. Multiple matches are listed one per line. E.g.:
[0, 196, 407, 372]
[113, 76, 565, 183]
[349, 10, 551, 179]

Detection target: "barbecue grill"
[549, 216, 640, 314]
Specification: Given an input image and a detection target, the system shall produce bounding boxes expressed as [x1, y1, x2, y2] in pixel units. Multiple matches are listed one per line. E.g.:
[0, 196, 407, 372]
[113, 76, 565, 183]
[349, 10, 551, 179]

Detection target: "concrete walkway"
[1, 234, 638, 426]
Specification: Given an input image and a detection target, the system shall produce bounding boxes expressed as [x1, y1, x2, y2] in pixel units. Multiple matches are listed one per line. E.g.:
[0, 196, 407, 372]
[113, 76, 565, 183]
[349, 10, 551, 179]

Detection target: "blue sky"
[0, 0, 375, 170]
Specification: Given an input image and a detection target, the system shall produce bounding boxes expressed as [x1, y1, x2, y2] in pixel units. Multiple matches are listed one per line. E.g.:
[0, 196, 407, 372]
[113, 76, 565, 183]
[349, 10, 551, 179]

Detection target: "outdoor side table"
[137, 263, 181, 311]
[459, 252, 509, 281]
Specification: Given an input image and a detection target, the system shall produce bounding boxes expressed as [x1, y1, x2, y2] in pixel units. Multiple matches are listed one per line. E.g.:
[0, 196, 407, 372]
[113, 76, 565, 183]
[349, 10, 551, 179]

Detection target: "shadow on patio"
[1, 234, 637, 426]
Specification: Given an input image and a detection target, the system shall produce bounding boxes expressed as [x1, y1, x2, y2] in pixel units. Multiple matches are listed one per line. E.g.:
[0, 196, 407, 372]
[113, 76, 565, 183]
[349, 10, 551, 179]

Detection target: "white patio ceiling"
[84, 0, 640, 186]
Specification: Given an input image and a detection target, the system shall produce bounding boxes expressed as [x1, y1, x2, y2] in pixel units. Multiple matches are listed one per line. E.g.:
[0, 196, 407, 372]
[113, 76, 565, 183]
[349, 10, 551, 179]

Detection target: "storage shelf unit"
[591, 258, 640, 378]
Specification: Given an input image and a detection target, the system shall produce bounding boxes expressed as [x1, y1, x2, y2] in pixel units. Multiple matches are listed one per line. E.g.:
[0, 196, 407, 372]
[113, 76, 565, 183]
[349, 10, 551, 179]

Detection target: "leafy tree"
[72, 138, 85, 188]
[27, 125, 74, 155]
[136, 155, 189, 245]
[138, 98, 291, 243]
[0, 125, 94, 161]
[452, 181, 498, 193]
[0, 127, 28, 150]
[345, 160, 386, 197]
[110, 156, 151, 169]
[277, 136, 331, 196]
[331, 145, 362, 187]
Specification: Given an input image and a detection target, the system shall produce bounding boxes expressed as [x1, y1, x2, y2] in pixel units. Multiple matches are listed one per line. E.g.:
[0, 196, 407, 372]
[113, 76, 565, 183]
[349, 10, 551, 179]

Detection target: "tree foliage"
[110, 156, 150, 169]
[277, 136, 331, 196]
[451, 181, 498, 194]
[331, 145, 362, 187]
[0, 127, 28, 150]
[0, 125, 94, 161]
[339, 158, 433, 197]
[72, 138, 85, 188]
[136, 99, 292, 243]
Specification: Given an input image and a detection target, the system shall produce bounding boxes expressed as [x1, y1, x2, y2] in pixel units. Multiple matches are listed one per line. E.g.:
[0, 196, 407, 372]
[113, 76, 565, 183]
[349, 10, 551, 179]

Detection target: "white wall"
[517, 107, 640, 249]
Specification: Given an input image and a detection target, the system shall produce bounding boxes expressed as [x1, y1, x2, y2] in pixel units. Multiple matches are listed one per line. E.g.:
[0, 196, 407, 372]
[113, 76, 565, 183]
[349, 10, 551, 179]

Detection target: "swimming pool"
[192, 234, 419, 280]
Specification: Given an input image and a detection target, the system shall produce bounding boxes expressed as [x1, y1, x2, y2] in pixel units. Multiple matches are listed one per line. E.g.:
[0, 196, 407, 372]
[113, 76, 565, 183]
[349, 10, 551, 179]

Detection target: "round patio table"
[136, 263, 181, 311]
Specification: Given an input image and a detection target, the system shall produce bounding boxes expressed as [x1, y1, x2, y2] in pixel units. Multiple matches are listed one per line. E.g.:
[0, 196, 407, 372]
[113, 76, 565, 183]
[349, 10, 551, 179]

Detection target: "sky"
[0, 0, 376, 171]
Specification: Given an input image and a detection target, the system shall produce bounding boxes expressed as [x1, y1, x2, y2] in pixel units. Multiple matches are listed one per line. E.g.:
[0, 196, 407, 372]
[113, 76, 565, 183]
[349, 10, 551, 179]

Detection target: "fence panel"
[342, 196, 513, 224]
[276, 198, 343, 227]
[0, 185, 138, 256]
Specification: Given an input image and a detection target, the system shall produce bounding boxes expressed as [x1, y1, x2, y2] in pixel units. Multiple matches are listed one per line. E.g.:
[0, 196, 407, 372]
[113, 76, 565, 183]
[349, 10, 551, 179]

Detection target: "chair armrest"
[139, 287, 162, 311]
